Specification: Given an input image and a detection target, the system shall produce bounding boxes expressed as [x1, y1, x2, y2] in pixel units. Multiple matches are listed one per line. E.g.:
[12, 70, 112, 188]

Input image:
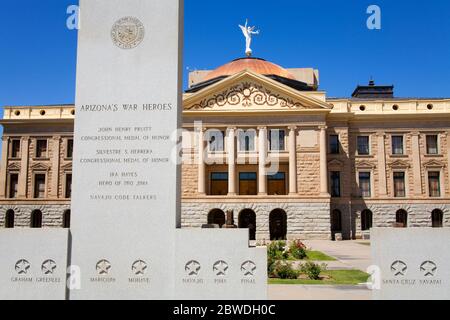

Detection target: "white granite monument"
[69, 0, 266, 300]
[372, 228, 450, 300]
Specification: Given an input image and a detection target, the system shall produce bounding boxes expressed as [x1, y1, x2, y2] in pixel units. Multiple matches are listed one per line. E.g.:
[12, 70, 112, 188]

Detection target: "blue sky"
[0, 0, 449, 113]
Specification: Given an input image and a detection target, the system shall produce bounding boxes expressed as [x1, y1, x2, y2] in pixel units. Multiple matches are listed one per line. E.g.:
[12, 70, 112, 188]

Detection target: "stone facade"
[1, 61, 450, 240]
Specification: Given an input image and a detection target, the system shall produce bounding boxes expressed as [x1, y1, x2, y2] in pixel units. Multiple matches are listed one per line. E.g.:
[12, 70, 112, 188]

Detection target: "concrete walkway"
[304, 240, 372, 272]
[269, 284, 371, 300]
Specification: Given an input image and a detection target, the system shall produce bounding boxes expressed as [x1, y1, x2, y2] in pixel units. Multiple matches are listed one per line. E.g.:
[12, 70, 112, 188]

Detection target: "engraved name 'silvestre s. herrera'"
[111, 16, 145, 49]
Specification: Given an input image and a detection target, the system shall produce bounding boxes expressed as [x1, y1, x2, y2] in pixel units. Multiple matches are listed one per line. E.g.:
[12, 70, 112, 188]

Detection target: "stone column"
[227, 127, 237, 196]
[377, 132, 387, 197]
[50, 136, 61, 198]
[18, 136, 30, 198]
[288, 126, 298, 195]
[258, 126, 267, 195]
[0, 137, 9, 198]
[319, 126, 329, 196]
[411, 132, 423, 196]
[197, 128, 206, 195]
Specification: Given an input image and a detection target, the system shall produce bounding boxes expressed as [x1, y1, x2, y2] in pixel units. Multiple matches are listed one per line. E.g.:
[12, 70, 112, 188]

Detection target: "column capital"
[257, 126, 267, 131]
[318, 125, 328, 131]
[195, 127, 207, 133]
[21, 136, 30, 142]
[52, 135, 62, 141]
[410, 131, 421, 137]
[376, 132, 386, 138]
[227, 126, 237, 132]
[2, 136, 9, 142]
[288, 125, 297, 132]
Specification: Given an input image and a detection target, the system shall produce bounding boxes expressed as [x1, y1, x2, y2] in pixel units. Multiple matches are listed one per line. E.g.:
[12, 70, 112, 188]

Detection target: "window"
[393, 172, 406, 197]
[207, 130, 224, 152]
[269, 129, 286, 151]
[238, 130, 256, 152]
[210, 173, 228, 196]
[392, 136, 404, 155]
[10, 139, 21, 158]
[432, 209, 443, 228]
[34, 174, 46, 198]
[239, 172, 257, 195]
[35, 139, 48, 158]
[428, 171, 441, 197]
[5, 210, 15, 228]
[63, 210, 71, 228]
[8, 174, 19, 199]
[329, 135, 340, 154]
[268, 172, 286, 195]
[31, 210, 43, 228]
[361, 210, 373, 231]
[67, 139, 74, 158]
[330, 172, 341, 198]
[426, 135, 439, 155]
[65, 174, 72, 198]
[396, 210, 408, 228]
[359, 172, 371, 197]
[357, 136, 370, 155]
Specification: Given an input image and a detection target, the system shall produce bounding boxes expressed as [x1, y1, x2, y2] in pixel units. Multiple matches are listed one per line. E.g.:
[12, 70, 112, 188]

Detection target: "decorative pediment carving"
[328, 159, 344, 168]
[388, 160, 411, 169]
[356, 160, 376, 169]
[61, 163, 73, 171]
[423, 160, 445, 168]
[187, 81, 309, 110]
[184, 71, 332, 112]
[30, 162, 50, 171]
[7, 162, 20, 171]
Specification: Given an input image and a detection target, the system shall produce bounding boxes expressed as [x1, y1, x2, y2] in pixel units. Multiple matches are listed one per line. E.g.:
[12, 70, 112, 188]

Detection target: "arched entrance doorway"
[361, 209, 373, 231]
[396, 209, 408, 228]
[269, 209, 287, 240]
[432, 209, 444, 228]
[239, 209, 256, 240]
[207, 209, 225, 228]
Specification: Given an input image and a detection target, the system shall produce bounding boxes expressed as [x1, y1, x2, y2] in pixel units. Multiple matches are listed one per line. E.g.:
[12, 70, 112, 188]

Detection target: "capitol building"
[1, 56, 450, 240]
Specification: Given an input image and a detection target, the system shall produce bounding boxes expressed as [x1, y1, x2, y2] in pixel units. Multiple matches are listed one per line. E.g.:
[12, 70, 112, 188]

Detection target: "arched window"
[331, 210, 342, 232]
[207, 209, 225, 228]
[63, 210, 71, 229]
[396, 210, 408, 228]
[432, 209, 444, 228]
[269, 209, 287, 240]
[5, 210, 15, 228]
[239, 209, 256, 241]
[361, 210, 373, 231]
[31, 210, 43, 228]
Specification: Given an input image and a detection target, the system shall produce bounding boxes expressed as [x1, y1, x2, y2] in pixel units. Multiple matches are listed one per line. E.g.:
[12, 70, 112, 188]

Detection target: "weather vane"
[239, 19, 260, 57]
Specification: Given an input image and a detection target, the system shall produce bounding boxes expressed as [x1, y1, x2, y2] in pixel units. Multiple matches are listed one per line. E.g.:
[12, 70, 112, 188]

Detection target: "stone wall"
[181, 201, 331, 241]
[0, 204, 71, 228]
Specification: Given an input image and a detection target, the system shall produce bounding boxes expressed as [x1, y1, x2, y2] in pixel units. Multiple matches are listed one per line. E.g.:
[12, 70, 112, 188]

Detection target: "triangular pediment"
[388, 160, 411, 168]
[356, 160, 376, 169]
[7, 162, 20, 171]
[183, 70, 332, 113]
[61, 163, 73, 171]
[328, 159, 344, 168]
[30, 162, 50, 171]
[424, 160, 445, 168]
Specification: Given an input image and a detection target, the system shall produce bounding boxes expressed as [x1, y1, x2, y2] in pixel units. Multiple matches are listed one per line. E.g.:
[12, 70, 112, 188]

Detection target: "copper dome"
[203, 57, 296, 82]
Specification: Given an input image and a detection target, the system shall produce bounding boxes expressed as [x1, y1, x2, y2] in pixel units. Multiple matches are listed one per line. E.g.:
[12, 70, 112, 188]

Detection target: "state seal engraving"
[111, 16, 145, 49]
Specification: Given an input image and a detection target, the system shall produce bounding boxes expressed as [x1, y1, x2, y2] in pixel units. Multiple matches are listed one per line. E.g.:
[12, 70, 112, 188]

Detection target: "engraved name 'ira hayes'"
[111, 16, 145, 49]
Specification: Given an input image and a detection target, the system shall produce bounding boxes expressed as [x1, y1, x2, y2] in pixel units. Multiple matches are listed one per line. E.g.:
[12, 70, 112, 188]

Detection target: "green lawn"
[306, 250, 336, 261]
[286, 250, 336, 261]
[268, 270, 370, 286]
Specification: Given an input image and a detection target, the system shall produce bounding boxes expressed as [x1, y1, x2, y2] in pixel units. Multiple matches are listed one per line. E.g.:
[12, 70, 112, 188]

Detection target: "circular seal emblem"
[111, 16, 145, 49]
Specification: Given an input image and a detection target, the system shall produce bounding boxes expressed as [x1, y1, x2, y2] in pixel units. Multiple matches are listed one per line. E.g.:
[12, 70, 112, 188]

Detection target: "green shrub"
[267, 241, 288, 260]
[267, 256, 277, 278]
[274, 262, 300, 280]
[289, 240, 307, 260]
[301, 262, 327, 280]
